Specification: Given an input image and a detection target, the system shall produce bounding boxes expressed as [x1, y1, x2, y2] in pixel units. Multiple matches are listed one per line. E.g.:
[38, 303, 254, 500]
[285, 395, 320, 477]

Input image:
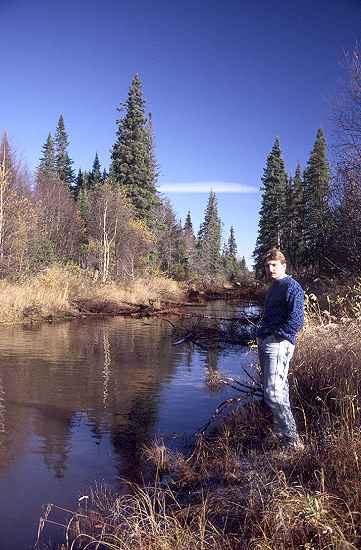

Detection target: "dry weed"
[0, 266, 182, 324]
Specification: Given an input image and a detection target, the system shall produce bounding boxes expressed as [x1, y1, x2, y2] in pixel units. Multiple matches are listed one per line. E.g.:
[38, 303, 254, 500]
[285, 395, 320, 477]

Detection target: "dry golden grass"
[0, 265, 182, 324]
[37, 308, 361, 549]
[37, 483, 235, 550]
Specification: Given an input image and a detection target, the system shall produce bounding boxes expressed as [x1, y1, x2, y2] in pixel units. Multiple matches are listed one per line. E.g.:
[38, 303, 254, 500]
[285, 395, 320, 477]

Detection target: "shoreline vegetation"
[0, 264, 262, 326]
[36, 289, 361, 549]
[0, 264, 185, 325]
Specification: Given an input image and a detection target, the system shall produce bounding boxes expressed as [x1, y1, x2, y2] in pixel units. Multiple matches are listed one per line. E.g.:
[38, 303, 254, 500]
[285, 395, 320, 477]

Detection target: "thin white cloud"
[158, 182, 257, 193]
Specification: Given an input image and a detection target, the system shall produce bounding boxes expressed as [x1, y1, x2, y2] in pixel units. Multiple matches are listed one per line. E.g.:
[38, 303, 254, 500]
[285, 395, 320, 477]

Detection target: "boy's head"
[263, 248, 287, 279]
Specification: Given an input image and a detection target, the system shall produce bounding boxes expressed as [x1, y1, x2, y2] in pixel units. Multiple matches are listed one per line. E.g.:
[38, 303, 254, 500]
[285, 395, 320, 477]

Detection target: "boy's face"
[265, 259, 286, 279]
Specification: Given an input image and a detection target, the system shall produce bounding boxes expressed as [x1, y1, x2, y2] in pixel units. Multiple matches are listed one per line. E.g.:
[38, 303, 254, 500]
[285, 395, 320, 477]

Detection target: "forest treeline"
[1, 47, 360, 286]
[254, 47, 361, 280]
[0, 74, 247, 285]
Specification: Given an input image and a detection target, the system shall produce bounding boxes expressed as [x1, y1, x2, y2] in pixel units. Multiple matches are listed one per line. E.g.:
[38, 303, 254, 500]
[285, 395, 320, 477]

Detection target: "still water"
[0, 302, 257, 549]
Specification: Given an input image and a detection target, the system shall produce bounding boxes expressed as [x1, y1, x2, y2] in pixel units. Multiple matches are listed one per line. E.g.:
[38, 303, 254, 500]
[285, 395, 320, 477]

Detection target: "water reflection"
[0, 306, 258, 549]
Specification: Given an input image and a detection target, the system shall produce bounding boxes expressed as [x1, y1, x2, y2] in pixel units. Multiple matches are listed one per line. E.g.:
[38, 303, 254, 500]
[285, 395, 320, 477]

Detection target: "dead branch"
[198, 373, 262, 434]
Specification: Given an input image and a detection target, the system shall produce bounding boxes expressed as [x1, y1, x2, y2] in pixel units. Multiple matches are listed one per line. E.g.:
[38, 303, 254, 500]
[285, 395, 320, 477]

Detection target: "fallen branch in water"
[198, 371, 263, 434]
[165, 317, 258, 350]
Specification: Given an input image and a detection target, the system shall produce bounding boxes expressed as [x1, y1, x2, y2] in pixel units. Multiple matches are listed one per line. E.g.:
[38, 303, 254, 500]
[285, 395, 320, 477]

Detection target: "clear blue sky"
[0, 0, 360, 266]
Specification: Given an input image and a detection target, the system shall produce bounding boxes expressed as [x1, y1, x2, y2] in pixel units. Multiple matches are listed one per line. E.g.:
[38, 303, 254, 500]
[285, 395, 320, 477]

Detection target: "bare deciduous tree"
[35, 173, 82, 266]
[333, 46, 361, 169]
[87, 182, 154, 281]
[331, 45, 361, 273]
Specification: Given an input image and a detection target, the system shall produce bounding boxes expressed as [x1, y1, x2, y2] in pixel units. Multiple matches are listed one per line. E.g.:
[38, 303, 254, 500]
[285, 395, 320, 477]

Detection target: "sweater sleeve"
[275, 285, 304, 340]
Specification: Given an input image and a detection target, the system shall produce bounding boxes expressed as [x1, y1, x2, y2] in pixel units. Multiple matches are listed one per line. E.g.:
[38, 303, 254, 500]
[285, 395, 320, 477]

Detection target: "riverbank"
[0, 265, 265, 325]
[37, 318, 361, 549]
[0, 265, 185, 324]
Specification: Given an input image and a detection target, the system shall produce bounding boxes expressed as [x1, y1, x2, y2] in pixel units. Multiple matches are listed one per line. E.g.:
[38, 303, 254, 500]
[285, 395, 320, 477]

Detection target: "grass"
[0, 264, 183, 324]
[37, 311, 361, 549]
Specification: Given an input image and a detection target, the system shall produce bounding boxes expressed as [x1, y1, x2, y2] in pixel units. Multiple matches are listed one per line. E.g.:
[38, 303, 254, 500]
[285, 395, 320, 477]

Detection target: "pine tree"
[78, 187, 89, 221]
[154, 199, 188, 278]
[72, 169, 85, 200]
[82, 170, 91, 190]
[38, 133, 57, 179]
[223, 225, 240, 280]
[239, 256, 247, 271]
[197, 191, 222, 278]
[101, 169, 108, 183]
[54, 114, 74, 187]
[286, 163, 304, 272]
[183, 210, 196, 276]
[283, 175, 295, 267]
[253, 138, 288, 277]
[109, 75, 159, 224]
[227, 225, 237, 259]
[184, 211, 194, 235]
[87, 153, 102, 189]
[303, 129, 331, 274]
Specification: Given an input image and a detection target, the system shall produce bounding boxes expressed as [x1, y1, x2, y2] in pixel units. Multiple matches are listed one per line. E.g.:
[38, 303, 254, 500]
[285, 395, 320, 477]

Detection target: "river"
[0, 301, 258, 549]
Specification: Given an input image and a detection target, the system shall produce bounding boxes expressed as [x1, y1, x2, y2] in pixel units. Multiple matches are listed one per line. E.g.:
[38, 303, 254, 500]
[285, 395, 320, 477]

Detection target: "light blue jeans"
[257, 334, 298, 441]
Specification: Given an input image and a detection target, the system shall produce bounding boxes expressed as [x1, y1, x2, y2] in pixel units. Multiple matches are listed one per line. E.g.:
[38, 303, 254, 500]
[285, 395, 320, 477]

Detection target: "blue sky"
[0, 0, 360, 266]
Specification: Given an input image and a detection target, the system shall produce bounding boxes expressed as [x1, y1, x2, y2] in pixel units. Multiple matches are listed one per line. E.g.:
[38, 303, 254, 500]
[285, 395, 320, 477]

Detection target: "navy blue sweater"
[257, 276, 304, 345]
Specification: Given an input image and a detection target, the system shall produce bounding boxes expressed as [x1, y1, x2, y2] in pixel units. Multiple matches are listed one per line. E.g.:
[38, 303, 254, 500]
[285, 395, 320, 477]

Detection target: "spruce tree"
[227, 225, 237, 258]
[223, 225, 240, 280]
[82, 170, 91, 190]
[303, 129, 331, 274]
[73, 169, 85, 200]
[54, 114, 74, 187]
[38, 133, 57, 179]
[288, 163, 304, 272]
[78, 187, 89, 221]
[197, 191, 222, 278]
[154, 199, 188, 278]
[101, 169, 108, 183]
[109, 75, 159, 224]
[183, 210, 196, 276]
[253, 138, 288, 277]
[87, 153, 102, 189]
[283, 175, 295, 268]
[184, 211, 194, 235]
[239, 256, 247, 271]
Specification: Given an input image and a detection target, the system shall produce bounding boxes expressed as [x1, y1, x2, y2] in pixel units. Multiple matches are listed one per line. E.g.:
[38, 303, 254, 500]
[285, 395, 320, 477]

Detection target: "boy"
[257, 248, 304, 449]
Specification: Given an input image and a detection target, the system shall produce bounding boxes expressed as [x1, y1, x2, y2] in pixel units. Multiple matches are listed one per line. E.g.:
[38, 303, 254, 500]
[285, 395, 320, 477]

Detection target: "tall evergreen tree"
[72, 169, 85, 200]
[109, 75, 159, 224]
[54, 114, 74, 187]
[184, 211, 194, 236]
[227, 225, 237, 259]
[101, 169, 108, 183]
[303, 129, 331, 274]
[82, 170, 91, 190]
[183, 210, 196, 276]
[154, 199, 188, 278]
[253, 138, 288, 277]
[239, 256, 247, 271]
[38, 133, 57, 179]
[197, 191, 222, 278]
[87, 152, 102, 189]
[223, 225, 241, 280]
[78, 187, 89, 221]
[287, 163, 304, 272]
